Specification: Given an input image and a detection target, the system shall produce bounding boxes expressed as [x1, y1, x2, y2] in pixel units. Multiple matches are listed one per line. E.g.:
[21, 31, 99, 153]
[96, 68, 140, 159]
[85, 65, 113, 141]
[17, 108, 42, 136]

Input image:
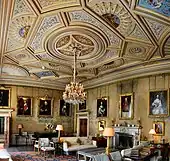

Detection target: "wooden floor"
[7, 145, 34, 152]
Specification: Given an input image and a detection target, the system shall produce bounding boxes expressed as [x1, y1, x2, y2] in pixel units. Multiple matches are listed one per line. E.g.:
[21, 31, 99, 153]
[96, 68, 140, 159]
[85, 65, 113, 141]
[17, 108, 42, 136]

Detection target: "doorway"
[79, 119, 87, 137]
[76, 112, 89, 137]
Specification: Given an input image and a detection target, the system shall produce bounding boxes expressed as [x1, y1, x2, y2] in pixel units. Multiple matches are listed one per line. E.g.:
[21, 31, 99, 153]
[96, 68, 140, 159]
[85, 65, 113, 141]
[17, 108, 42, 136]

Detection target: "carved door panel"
[79, 119, 87, 137]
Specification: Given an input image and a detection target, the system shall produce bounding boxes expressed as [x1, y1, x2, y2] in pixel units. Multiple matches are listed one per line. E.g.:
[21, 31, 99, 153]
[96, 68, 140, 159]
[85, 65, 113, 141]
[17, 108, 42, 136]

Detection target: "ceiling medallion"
[19, 26, 30, 38]
[129, 47, 142, 55]
[102, 13, 120, 28]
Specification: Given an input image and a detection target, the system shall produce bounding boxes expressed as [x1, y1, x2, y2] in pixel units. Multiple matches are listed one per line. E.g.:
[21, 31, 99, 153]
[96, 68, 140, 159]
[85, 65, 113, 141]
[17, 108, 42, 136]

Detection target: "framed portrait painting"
[60, 100, 70, 116]
[98, 120, 106, 131]
[79, 101, 86, 111]
[149, 90, 168, 117]
[97, 97, 108, 117]
[153, 121, 164, 136]
[17, 96, 32, 116]
[39, 98, 52, 117]
[119, 93, 133, 120]
[0, 89, 10, 108]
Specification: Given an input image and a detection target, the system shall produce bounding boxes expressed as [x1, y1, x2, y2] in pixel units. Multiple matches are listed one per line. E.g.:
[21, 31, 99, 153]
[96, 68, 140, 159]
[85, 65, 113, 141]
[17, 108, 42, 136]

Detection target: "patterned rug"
[10, 152, 77, 161]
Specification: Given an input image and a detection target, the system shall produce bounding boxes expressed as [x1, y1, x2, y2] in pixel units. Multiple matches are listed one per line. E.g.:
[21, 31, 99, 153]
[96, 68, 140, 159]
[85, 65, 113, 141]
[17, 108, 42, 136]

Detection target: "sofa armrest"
[63, 142, 68, 151]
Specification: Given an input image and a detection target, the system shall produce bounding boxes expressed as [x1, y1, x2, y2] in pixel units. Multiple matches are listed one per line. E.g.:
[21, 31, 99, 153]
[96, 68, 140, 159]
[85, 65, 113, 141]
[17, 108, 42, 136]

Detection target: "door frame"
[76, 112, 89, 137]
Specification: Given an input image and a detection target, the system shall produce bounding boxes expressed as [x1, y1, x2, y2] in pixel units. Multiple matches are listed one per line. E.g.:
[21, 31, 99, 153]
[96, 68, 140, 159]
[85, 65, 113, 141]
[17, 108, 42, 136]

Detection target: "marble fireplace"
[113, 126, 141, 149]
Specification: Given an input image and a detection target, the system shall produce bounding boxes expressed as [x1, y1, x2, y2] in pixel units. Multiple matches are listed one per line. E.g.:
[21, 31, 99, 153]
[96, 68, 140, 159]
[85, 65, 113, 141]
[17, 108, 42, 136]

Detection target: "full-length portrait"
[149, 90, 168, 117]
[97, 97, 108, 117]
[60, 100, 70, 116]
[17, 96, 32, 116]
[0, 89, 9, 107]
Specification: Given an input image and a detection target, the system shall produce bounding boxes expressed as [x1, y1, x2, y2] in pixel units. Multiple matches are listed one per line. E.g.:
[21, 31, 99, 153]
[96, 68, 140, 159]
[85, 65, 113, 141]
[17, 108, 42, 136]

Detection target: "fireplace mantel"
[0, 108, 13, 116]
[113, 126, 141, 147]
[0, 108, 13, 147]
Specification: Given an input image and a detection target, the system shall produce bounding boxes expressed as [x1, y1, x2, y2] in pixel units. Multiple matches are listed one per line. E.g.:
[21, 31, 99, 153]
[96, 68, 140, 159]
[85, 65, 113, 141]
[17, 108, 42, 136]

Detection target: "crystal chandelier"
[63, 46, 86, 104]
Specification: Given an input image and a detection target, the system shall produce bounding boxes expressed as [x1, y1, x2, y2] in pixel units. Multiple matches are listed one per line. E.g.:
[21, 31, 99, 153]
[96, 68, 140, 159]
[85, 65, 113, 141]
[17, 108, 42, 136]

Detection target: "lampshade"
[149, 129, 156, 135]
[103, 127, 115, 137]
[56, 125, 63, 131]
[17, 124, 23, 129]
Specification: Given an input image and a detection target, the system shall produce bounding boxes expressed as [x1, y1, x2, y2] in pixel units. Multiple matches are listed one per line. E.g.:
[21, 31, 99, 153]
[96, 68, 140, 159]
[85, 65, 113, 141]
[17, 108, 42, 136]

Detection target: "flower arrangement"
[44, 122, 54, 132]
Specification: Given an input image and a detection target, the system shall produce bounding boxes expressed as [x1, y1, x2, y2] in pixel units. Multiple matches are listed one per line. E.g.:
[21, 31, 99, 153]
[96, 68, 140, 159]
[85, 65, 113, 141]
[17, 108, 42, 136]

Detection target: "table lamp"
[149, 129, 156, 143]
[56, 125, 63, 142]
[17, 124, 23, 136]
[103, 127, 115, 155]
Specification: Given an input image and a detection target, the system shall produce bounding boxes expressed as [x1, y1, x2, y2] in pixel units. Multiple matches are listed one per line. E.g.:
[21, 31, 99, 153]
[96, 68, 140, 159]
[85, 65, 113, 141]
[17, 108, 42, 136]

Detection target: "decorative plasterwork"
[13, 0, 33, 17]
[3, 57, 18, 65]
[30, 14, 61, 52]
[163, 36, 170, 56]
[2, 64, 29, 76]
[6, 16, 36, 52]
[37, 0, 78, 8]
[5, 49, 37, 64]
[56, 35, 94, 57]
[145, 18, 167, 40]
[46, 26, 107, 62]
[128, 25, 150, 42]
[91, 2, 135, 36]
[124, 42, 153, 60]
[69, 10, 122, 47]
[150, 50, 161, 59]
[98, 59, 124, 74]
[86, 49, 120, 67]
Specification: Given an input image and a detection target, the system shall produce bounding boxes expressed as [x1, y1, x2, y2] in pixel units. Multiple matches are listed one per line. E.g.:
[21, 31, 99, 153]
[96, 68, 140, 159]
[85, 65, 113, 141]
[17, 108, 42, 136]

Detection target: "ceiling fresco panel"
[88, 1, 135, 37]
[138, 0, 170, 17]
[6, 16, 37, 52]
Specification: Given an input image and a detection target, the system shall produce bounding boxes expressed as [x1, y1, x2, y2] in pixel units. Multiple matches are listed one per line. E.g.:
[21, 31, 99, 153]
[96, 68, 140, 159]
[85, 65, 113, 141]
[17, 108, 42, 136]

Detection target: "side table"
[54, 142, 64, 155]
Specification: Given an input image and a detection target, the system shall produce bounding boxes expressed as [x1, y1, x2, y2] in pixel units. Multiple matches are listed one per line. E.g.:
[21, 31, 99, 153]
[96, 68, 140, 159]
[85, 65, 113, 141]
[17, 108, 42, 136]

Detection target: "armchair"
[34, 138, 55, 157]
[34, 138, 50, 153]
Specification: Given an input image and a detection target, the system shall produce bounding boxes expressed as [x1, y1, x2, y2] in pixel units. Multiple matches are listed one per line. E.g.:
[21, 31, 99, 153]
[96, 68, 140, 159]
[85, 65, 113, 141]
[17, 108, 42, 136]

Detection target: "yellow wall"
[9, 86, 74, 135]
[87, 74, 170, 142]
[6, 74, 170, 143]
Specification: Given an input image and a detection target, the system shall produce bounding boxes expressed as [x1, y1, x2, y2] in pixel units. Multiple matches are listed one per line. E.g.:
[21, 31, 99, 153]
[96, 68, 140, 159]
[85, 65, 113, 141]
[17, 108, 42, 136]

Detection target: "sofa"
[0, 149, 12, 161]
[121, 142, 161, 161]
[61, 137, 97, 155]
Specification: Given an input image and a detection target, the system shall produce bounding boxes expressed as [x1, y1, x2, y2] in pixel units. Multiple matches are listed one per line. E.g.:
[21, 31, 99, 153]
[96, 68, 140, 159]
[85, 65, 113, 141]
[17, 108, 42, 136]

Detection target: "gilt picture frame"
[39, 98, 53, 117]
[98, 120, 106, 131]
[97, 97, 108, 117]
[0, 89, 11, 108]
[149, 90, 168, 117]
[119, 93, 133, 120]
[78, 100, 86, 111]
[17, 96, 32, 116]
[60, 99, 71, 116]
[153, 121, 164, 136]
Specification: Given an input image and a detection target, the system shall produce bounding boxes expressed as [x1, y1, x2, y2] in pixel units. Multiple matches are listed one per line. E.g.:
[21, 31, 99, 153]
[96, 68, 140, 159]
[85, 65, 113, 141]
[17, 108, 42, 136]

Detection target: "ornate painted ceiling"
[0, 0, 170, 90]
